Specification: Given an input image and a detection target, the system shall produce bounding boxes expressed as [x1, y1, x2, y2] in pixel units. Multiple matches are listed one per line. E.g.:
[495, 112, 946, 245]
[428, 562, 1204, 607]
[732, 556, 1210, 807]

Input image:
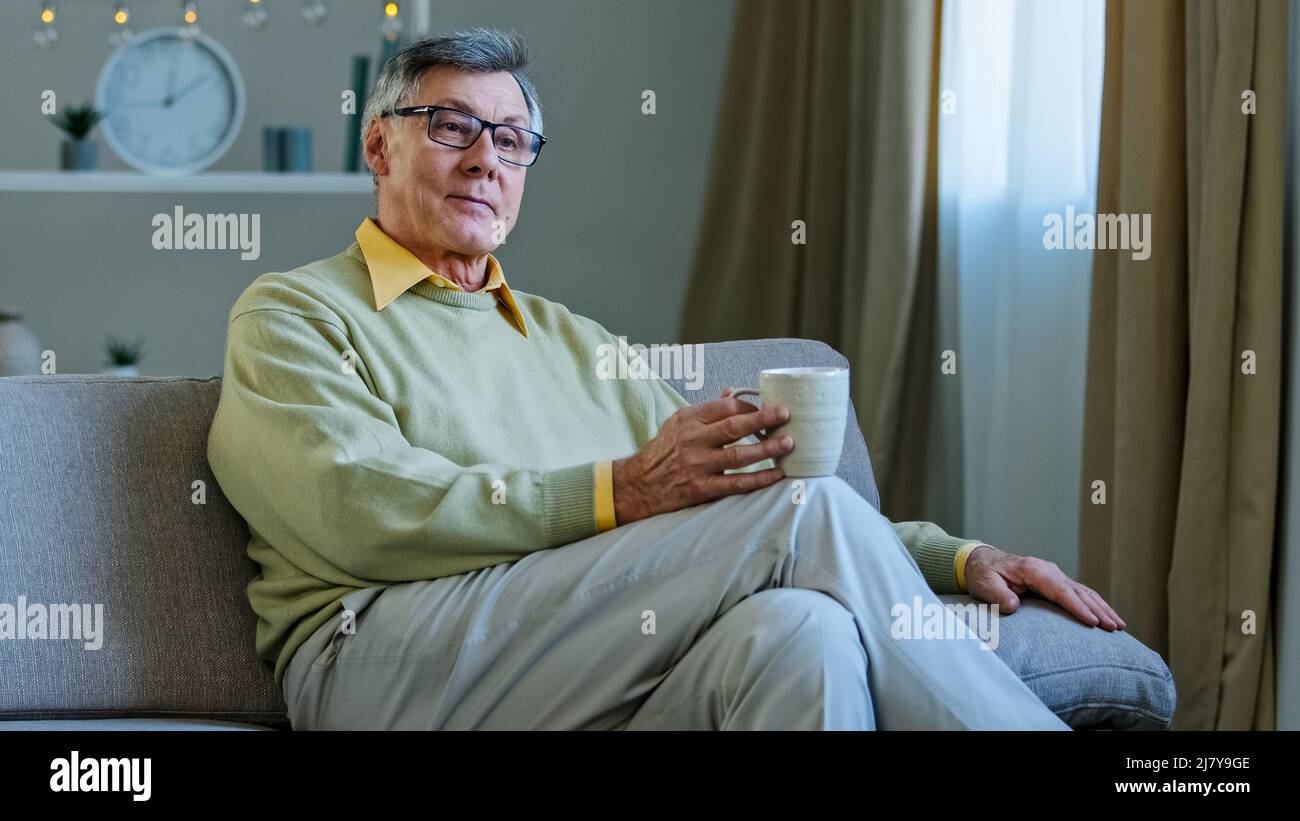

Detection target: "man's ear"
[363, 119, 389, 177]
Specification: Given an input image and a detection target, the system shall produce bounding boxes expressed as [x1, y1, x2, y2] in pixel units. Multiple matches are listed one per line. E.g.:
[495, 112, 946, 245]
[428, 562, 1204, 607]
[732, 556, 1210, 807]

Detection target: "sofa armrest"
[939, 593, 1177, 730]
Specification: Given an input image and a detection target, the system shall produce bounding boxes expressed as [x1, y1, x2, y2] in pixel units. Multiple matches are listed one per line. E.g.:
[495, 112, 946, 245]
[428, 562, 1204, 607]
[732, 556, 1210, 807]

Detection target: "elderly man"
[207, 28, 1123, 730]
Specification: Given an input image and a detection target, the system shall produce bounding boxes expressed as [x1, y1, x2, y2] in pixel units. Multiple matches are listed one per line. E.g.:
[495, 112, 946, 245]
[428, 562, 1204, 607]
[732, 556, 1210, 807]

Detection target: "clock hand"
[164, 65, 177, 100]
[105, 100, 163, 111]
[165, 73, 212, 107]
[107, 72, 213, 121]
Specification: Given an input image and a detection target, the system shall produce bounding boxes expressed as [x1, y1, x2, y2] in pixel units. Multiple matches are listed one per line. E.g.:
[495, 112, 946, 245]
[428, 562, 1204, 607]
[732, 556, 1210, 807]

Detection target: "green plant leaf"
[53, 103, 103, 140]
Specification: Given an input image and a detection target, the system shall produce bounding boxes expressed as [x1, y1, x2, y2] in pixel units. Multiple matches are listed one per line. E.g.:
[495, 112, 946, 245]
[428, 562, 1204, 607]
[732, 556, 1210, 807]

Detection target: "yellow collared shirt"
[356, 217, 529, 337]
[354, 217, 616, 532]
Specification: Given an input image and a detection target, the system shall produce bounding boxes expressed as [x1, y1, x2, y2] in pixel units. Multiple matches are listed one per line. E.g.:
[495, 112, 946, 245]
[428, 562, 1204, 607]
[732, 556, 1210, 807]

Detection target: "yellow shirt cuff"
[594, 461, 617, 532]
[954, 542, 987, 593]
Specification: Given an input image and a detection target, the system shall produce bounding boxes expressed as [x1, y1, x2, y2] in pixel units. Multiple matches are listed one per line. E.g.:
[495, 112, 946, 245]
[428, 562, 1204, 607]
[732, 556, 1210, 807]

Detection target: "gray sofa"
[0, 338, 1175, 730]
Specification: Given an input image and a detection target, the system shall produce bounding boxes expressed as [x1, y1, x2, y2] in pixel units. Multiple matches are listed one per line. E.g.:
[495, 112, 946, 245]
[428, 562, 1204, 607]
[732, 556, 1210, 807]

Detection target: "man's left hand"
[964, 546, 1126, 631]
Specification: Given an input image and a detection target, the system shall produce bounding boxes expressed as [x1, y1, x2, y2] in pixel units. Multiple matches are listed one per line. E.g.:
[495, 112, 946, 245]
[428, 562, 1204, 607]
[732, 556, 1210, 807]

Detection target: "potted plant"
[53, 103, 103, 171]
[102, 335, 144, 376]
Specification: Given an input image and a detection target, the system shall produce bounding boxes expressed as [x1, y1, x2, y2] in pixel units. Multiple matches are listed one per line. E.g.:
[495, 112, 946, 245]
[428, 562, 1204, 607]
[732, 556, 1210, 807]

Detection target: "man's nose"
[461, 127, 500, 174]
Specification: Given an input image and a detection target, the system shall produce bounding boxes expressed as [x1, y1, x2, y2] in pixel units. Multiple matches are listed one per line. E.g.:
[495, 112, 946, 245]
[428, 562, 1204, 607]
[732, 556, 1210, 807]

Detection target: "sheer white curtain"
[935, 0, 1105, 574]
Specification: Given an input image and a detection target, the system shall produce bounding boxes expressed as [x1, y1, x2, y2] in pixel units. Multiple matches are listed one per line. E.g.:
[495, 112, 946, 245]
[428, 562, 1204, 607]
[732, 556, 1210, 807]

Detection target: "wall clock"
[95, 27, 246, 176]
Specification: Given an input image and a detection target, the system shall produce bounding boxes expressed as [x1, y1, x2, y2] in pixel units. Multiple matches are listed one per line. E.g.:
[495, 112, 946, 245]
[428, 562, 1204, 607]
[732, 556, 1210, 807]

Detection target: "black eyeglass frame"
[382, 105, 548, 167]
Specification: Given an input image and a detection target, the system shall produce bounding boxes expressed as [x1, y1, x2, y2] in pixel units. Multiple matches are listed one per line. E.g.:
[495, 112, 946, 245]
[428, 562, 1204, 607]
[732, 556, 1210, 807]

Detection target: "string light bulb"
[34, 2, 58, 49]
[243, 0, 268, 30]
[180, 0, 200, 39]
[31, 0, 336, 47]
[300, 0, 327, 26]
[380, 1, 401, 42]
[110, 2, 133, 46]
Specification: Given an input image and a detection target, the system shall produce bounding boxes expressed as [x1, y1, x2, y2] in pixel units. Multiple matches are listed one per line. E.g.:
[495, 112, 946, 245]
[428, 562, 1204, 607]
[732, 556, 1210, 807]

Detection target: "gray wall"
[0, 0, 735, 376]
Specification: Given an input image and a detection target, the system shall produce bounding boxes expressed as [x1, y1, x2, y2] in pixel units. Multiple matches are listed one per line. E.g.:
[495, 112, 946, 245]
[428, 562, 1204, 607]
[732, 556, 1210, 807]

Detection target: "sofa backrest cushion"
[0, 375, 288, 725]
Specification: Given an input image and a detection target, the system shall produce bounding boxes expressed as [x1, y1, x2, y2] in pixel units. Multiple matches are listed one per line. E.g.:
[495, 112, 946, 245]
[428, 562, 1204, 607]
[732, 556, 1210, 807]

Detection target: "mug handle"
[727, 387, 767, 438]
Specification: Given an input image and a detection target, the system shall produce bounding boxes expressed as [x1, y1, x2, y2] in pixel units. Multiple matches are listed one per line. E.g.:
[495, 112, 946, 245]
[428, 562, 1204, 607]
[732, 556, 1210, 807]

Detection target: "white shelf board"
[0, 171, 373, 194]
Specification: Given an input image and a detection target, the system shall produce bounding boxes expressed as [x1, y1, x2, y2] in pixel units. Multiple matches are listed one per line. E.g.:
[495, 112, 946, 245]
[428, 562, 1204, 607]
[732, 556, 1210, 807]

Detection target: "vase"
[0, 307, 43, 376]
[263, 126, 284, 171]
[345, 55, 372, 172]
[281, 128, 314, 172]
[102, 365, 139, 376]
[60, 138, 98, 171]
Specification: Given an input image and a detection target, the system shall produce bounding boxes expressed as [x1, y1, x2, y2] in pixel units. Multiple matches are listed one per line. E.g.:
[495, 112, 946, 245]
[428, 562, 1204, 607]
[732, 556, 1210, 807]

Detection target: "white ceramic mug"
[730, 366, 850, 478]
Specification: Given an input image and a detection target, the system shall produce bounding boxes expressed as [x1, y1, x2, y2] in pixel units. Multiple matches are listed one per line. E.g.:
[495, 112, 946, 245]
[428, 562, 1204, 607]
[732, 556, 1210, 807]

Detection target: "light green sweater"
[207, 243, 975, 686]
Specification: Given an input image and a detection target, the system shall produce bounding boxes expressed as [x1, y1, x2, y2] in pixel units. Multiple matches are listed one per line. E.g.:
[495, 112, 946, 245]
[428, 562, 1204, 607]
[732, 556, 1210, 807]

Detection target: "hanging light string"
[29, 0, 342, 48]
[381, 1, 402, 42]
[108, 1, 131, 45]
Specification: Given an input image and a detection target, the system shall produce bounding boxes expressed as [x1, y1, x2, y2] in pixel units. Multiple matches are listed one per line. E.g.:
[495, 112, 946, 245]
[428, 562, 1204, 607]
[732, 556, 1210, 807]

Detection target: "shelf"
[0, 171, 373, 194]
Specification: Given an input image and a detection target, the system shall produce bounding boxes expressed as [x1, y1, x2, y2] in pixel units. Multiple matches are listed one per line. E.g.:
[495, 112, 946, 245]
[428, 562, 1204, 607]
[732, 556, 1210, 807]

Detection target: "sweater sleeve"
[889, 520, 977, 594]
[207, 307, 601, 584]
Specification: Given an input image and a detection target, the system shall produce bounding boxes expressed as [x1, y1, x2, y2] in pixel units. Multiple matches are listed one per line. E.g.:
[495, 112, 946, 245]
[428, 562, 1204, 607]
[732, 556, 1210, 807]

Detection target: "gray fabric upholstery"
[0, 375, 289, 728]
[938, 595, 1175, 730]
[0, 339, 1174, 730]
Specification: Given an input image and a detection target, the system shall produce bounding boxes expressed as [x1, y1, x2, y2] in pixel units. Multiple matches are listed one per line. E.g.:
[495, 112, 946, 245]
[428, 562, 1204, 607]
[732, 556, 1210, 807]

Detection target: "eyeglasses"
[382, 105, 547, 167]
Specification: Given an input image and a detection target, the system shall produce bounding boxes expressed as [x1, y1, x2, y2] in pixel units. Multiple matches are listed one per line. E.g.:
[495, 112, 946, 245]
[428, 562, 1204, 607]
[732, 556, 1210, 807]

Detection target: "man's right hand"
[611, 390, 794, 525]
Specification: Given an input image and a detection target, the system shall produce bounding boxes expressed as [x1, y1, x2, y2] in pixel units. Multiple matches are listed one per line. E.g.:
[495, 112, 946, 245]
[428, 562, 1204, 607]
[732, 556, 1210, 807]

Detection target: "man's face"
[373, 66, 532, 255]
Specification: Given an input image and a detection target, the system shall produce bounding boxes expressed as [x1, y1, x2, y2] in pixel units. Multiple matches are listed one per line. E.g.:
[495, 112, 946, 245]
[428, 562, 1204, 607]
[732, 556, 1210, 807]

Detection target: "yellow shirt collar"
[354, 217, 528, 338]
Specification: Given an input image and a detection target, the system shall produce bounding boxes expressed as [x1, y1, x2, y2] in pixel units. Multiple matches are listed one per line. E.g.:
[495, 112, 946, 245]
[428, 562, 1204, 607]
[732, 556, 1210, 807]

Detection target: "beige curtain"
[680, 0, 949, 520]
[1080, 0, 1287, 729]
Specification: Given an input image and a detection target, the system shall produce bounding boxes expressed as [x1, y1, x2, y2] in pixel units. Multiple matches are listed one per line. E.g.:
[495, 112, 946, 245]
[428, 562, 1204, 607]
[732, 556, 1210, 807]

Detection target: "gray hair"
[361, 27, 544, 187]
